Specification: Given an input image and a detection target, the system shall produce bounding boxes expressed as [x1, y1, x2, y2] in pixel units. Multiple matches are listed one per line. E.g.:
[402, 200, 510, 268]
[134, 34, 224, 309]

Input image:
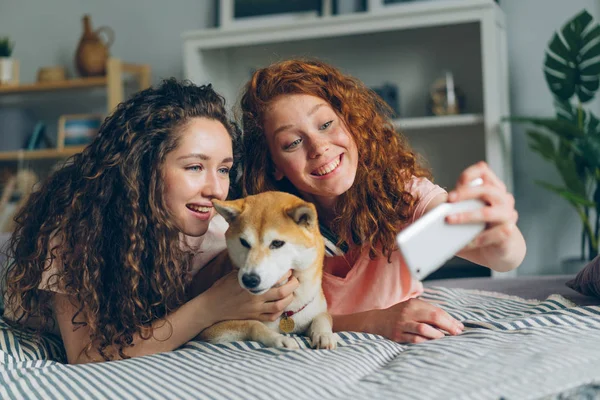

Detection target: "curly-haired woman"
[240, 59, 526, 344]
[2, 79, 298, 363]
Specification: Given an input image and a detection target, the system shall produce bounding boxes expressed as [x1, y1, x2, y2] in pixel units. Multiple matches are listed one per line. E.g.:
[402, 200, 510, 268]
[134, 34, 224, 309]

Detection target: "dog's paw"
[267, 335, 300, 349]
[311, 332, 337, 350]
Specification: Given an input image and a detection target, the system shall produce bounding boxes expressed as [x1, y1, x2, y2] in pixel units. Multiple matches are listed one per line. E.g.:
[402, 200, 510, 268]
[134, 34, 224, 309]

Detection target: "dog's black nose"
[242, 273, 261, 289]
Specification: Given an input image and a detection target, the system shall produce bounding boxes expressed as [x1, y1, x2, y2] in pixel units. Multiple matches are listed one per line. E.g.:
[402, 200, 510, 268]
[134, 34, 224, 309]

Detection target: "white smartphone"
[396, 179, 485, 280]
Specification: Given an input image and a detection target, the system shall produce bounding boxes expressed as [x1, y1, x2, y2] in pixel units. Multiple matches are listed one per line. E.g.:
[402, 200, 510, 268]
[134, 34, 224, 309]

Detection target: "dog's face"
[213, 191, 324, 295]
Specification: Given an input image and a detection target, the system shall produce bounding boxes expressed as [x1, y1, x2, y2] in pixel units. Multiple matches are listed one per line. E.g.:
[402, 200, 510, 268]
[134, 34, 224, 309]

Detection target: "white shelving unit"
[395, 114, 484, 130]
[182, 0, 513, 278]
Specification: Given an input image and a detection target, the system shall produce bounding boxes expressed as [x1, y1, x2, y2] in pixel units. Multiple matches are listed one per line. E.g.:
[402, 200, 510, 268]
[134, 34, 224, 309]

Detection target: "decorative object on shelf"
[0, 36, 18, 86]
[57, 114, 103, 149]
[508, 10, 600, 270]
[371, 83, 399, 117]
[75, 14, 114, 77]
[37, 66, 67, 83]
[426, 71, 465, 116]
[0, 169, 39, 233]
[23, 122, 53, 150]
[217, 0, 330, 28]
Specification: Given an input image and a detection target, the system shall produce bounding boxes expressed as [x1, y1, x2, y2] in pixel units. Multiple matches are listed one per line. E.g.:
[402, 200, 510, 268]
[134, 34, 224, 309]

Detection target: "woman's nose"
[202, 173, 225, 199]
[308, 137, 329, 159]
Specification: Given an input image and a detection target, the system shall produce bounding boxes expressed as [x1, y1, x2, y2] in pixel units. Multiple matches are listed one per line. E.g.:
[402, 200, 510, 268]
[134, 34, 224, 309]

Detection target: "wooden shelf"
[0, 147, 85, 161]
[0, 77, 108, 95]
[0, 59, 151, 111]
[394, 114, 484, 131]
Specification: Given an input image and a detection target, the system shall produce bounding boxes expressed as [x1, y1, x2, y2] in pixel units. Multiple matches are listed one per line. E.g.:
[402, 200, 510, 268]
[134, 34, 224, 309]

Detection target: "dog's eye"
[240, 238, 251, 248]
[270, 240, 285, 249]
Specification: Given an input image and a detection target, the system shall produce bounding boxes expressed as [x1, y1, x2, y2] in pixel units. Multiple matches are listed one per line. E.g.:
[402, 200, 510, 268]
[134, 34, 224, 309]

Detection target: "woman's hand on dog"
[205, 270, 299, 323]
[367, 298, 463, 343]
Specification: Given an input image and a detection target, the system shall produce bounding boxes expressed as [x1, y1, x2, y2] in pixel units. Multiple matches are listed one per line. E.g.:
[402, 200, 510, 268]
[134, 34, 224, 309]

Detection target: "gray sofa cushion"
[566, 255, 600, 299]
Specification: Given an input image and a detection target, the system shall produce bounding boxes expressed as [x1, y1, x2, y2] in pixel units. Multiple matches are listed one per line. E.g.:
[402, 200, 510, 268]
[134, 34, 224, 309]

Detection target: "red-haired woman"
[239, 59, 526, 343]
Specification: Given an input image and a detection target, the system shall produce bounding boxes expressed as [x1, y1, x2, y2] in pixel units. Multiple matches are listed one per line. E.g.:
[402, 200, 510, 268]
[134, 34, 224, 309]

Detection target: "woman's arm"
[55, 269, 299, 364]
[332, 298, 463, 343]
[54, 291, 218, 364]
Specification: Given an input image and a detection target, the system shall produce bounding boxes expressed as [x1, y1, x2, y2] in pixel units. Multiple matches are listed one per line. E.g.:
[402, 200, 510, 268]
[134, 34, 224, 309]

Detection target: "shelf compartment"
[395, 114, 484, 130]
[0, 147, 85, 161]
[0, 78, 108, 95]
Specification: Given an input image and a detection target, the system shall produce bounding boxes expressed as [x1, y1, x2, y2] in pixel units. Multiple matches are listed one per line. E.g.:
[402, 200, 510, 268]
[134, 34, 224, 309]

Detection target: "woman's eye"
[218, 167, 231, 175]
[320, 120, 333, 130]
[284, 138, 302, 150]
[186, 165, 203, 172]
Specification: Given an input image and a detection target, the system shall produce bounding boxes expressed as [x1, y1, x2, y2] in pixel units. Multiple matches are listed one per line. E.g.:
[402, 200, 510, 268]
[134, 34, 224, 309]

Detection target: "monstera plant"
[510, 10, 600, 263]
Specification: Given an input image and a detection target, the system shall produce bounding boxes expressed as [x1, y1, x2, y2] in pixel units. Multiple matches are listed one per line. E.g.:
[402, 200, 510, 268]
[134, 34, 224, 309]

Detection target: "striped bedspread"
[1, 287, 599, 400]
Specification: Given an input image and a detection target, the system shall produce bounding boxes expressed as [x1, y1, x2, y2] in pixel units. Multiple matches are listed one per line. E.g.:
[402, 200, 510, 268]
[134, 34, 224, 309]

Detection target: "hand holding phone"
[396, 178, 485, 280]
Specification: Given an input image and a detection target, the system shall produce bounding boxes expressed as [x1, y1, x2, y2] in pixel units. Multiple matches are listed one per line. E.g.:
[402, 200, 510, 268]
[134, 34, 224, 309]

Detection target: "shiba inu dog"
[199, 191, 337, 350]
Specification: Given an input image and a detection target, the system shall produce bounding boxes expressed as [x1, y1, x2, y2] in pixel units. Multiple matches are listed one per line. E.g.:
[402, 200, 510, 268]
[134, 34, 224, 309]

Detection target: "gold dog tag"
[279, 316, 295, 333]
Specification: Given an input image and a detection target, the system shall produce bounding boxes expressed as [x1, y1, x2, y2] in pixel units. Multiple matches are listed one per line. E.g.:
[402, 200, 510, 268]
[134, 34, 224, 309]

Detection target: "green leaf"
[544, 10, 600, 103]
[552, 99, 600, 171]
[574, 134, 600, 170]
[555, 156, 588, 196]
[526, 130, 557, 161]
[558, 138, 574, 158]
[594, 183, 600, 213]
[536, 180, 595, 207]
[509, 116, 585, 139]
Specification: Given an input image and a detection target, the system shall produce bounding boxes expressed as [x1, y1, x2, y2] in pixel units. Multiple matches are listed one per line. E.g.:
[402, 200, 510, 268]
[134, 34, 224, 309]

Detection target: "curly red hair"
[239, 59, 431, 259]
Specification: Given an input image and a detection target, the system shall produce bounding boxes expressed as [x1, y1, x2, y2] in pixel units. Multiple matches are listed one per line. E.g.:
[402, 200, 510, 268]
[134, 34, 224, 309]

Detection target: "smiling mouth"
[312, 154, 342, 176]
[187, 204, 211, 213]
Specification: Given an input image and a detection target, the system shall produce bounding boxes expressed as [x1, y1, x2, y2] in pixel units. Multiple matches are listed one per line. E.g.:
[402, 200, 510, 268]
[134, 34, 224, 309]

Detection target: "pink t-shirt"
[321, 177, 446, 315]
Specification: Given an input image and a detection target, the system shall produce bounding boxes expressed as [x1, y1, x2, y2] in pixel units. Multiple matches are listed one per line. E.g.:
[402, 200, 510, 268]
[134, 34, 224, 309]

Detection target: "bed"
[1, 274, 599, 400]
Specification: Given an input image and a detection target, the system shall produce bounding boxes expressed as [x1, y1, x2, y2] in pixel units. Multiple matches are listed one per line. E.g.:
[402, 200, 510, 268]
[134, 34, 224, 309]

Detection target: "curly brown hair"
[2, 78, 240, 360]
[239, 59, 430, 260]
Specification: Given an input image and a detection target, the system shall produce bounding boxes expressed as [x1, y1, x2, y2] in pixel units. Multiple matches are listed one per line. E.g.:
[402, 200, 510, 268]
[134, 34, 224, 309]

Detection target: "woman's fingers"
[393, 333, 430, 344]
[447, 203, 518, 226]
[396, 321, 445, 340]
[417, 302, 463, 335]
[448, 183, 511, 206]
[470, 222, 517, 248]
[276, 270, 293, 285]
[262, 276, 299, 301]
[258, 293, 294, 322]
[456, 161, 506, 191]
[396, 298, 463, 336]
[265, 293, 294, 314]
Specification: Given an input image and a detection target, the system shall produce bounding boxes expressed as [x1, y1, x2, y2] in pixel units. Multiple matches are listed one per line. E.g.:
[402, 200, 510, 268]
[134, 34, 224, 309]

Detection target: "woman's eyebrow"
[177, 153, 209, 161]
[177, 154, 234, 164]
[272, 103, 327, 137]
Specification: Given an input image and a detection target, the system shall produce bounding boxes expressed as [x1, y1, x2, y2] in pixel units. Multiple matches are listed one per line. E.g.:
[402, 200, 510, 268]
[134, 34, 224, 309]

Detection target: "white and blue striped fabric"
[1, 287, 600, 400]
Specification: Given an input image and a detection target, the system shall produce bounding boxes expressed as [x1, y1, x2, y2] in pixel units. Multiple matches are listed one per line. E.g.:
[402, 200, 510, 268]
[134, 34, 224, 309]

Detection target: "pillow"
[566, 255, 600, 297]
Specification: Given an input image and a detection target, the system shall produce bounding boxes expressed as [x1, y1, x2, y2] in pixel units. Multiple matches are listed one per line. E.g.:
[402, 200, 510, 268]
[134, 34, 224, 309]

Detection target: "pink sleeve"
[407, 177, 447, 223]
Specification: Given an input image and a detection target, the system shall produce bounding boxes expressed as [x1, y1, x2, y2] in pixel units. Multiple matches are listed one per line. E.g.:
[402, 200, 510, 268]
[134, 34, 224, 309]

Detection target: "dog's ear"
[287, 202, 317, 228]
[212, 198, 244, 223]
